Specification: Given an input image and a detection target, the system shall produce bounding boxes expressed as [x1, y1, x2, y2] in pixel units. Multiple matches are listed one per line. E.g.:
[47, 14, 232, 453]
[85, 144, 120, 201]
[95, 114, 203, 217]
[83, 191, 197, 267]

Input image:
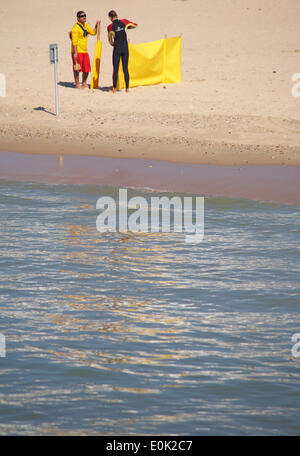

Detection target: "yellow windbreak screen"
[117, 36, 182, 90]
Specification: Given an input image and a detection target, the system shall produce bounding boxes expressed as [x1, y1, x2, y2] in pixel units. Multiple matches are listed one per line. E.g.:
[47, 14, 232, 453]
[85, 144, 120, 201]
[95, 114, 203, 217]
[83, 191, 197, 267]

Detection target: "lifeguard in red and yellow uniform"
[69, 11, 100, 89]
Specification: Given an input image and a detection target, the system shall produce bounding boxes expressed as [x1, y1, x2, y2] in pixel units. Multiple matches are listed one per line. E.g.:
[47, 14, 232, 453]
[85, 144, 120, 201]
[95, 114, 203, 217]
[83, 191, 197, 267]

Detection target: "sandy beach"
[0, 0, 300, 168]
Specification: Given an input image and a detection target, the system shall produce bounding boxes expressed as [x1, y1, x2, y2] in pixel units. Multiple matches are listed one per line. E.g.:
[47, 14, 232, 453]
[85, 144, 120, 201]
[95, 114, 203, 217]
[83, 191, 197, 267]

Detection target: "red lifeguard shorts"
[72, 52, 91, 73]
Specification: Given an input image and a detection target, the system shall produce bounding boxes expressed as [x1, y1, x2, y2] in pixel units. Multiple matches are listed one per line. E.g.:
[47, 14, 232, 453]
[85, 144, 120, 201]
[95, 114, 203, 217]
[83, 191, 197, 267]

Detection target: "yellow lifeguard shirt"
[71, 22, 96, 53]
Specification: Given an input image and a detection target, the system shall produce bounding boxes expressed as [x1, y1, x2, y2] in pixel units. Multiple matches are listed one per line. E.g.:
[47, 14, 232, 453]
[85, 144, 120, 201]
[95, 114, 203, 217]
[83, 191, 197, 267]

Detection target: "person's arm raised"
[93, 20, 101, 34]
[123, 19, 138, 30]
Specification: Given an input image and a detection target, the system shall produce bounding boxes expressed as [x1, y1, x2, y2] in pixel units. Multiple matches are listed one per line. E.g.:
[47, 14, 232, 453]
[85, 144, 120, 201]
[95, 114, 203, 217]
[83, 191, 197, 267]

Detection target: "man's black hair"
[77, 11, 85, 18]
[108, 10, 117, 19]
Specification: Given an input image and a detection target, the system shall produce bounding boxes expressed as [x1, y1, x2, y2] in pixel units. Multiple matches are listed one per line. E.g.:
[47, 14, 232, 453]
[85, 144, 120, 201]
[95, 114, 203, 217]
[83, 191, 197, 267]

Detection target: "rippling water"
[0, 180, 299, 435]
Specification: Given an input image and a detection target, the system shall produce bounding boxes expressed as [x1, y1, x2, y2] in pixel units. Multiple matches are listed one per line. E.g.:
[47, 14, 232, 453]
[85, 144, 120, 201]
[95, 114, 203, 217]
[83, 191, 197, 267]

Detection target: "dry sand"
[0, 0, 300, 169]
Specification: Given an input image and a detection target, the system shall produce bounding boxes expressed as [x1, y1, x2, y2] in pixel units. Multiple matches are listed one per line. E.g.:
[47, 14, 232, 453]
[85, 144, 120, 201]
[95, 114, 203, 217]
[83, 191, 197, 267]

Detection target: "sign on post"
[49, 43, 59, 116]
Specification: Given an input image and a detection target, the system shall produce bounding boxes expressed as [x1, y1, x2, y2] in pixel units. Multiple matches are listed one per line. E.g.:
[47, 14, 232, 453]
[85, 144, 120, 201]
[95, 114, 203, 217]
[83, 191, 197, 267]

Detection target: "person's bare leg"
[82, 72, 89, 88]
[74, 71, 82, 89]
[111, 87, 117, 94]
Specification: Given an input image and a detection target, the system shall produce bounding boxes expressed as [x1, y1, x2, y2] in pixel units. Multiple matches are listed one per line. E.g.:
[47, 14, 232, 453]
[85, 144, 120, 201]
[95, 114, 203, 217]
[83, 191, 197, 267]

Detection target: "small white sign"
[49, 43, 58, 64]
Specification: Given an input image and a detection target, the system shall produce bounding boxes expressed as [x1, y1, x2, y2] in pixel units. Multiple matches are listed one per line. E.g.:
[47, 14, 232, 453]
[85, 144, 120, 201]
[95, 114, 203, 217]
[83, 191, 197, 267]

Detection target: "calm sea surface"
[0, 180, 299, 435]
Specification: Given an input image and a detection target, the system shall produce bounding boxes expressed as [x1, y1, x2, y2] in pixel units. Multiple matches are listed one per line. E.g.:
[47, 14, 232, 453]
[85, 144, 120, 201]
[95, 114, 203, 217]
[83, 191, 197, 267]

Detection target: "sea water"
[0, 180, 299, 435]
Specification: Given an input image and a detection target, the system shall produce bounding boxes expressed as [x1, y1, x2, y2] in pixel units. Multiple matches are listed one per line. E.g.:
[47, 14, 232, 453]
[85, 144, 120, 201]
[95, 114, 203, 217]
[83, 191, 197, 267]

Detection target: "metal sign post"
[49, 44, 59, 116]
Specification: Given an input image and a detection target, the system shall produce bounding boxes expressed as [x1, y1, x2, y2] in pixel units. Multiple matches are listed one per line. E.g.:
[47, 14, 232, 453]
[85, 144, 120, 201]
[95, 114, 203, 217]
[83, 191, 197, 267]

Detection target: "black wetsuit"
[112, 20, 130, 89]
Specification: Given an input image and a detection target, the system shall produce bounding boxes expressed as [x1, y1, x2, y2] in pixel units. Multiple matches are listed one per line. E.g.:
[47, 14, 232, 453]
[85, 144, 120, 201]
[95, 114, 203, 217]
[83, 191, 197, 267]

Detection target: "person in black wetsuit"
[107, 10, 138, 93]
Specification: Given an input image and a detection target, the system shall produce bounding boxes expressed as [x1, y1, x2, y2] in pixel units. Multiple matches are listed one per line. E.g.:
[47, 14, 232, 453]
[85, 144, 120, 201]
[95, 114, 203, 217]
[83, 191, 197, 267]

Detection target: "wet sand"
[1, 151, 299, 205]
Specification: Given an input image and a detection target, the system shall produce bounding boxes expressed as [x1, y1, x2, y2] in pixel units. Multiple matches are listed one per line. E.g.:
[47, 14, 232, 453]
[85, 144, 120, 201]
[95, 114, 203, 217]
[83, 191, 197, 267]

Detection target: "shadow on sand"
[58, 82, 113, 92]
[33, 106, 56, 116]
[58, 81, 76, 89]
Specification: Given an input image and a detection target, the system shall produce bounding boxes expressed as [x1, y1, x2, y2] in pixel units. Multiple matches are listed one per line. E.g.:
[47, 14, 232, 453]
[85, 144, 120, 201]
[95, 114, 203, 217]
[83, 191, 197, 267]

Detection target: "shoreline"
[1, 150, 299, 205]
[1, 111, 300, 167]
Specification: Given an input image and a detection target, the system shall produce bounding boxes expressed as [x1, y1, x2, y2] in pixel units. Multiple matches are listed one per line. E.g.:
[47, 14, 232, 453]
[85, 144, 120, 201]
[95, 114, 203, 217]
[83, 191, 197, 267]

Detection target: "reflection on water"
[0, 181, 299, 435]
